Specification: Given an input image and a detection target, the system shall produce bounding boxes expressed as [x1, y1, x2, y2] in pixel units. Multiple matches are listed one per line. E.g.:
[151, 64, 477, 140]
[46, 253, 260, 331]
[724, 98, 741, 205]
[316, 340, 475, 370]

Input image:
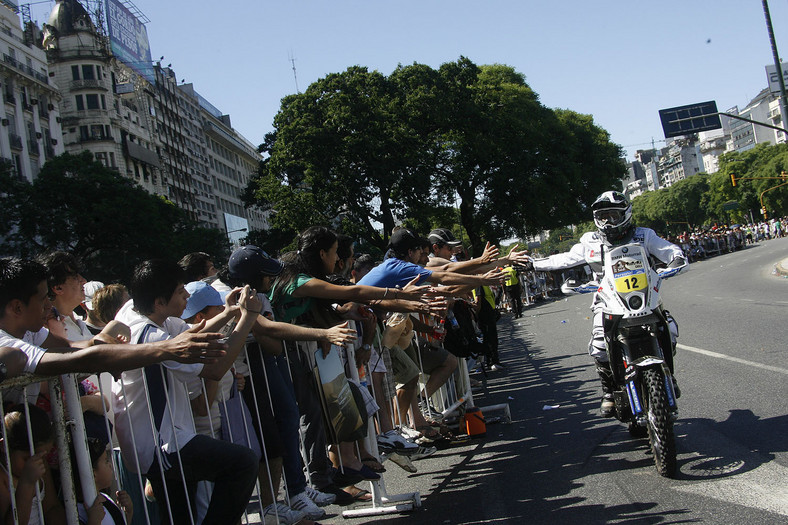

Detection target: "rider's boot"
[595, 359, 616, 418]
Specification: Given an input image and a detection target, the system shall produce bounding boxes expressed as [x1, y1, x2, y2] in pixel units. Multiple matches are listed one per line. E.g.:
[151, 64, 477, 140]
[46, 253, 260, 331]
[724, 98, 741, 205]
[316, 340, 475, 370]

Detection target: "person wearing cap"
[221, 244, 351, 518]
[358, 228, 505, 290]
[83, 281, 106, 335]
[426, 227, 532, 275]
[179, 281, 268, 524]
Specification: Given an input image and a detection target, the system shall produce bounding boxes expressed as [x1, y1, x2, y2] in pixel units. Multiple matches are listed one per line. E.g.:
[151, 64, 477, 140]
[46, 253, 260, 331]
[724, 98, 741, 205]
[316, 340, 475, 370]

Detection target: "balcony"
[77, 135, 115, 144]
[8, 133, 22, 150]
[71, 79, 107, 91]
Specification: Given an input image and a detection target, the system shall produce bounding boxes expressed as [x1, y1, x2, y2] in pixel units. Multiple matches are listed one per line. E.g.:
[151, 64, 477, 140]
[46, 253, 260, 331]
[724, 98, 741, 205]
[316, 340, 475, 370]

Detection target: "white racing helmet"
[592, 191, 632, 241]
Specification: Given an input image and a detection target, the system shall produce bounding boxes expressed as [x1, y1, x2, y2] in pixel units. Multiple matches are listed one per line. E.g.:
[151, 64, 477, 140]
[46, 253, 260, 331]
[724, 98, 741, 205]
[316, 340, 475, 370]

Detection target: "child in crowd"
[0, 404, 65, 525]
[72, 416, 133, 525]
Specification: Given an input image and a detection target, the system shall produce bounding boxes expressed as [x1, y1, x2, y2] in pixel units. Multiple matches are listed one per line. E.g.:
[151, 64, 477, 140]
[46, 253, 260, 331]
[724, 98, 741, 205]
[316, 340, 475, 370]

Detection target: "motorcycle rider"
[532, 191, 686, 417]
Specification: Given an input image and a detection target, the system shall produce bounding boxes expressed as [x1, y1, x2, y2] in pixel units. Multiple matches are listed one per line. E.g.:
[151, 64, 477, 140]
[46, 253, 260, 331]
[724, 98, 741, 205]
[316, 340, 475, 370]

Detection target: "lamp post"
[226, 228, 247, 246]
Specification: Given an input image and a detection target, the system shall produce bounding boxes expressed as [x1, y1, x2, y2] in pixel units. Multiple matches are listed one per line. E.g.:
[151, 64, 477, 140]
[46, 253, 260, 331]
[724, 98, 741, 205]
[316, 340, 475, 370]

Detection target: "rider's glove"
[667, 257, 687, 269]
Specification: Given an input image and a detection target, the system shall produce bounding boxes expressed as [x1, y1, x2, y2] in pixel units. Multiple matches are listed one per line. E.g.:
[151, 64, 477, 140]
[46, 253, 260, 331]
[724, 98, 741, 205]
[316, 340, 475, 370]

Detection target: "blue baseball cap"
[181, 281, 227, 320]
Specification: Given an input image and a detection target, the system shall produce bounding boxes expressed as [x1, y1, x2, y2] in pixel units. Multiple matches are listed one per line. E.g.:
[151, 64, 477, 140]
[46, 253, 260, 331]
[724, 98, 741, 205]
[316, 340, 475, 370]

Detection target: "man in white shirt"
[113, 259, 260, 525]
[0, 257, 227, 406]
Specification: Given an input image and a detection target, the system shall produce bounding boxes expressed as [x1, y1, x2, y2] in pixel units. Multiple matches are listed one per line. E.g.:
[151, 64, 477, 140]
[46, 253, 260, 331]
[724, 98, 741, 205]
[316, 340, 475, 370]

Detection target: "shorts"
[404, 339, 449, 376]
[388, 344, 420, 386]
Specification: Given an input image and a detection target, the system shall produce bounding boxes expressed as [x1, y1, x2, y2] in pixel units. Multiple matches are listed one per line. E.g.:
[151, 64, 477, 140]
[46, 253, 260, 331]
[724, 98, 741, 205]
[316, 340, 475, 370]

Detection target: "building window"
[86, 94, 99, 110]
[71, 65, 80, 80]
[82, 65, 95, 80]
[75, 95, 84, 110]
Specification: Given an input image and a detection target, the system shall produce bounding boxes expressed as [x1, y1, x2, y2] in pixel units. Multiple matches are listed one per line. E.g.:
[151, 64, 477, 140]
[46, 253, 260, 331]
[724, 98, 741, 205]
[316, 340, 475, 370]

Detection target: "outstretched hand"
[482, 267, 506, 285]
[400, 276, 434, 300]
[165, 320, 227, 363]
[480, 242, 500, 264]
[505, 244, 533, 266]
[323, 321, 357, 346]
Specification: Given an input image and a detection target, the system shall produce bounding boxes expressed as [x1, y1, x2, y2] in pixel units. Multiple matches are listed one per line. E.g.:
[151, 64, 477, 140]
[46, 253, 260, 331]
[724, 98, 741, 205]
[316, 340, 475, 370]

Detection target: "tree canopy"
[631, 143, 788, 233]
[0, 152, 230, 283]
[247, 57, 626, 254]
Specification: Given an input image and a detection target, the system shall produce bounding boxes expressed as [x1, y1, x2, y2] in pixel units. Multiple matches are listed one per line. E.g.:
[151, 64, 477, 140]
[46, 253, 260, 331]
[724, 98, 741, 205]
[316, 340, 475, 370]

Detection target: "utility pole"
[762, 0, 788, 139]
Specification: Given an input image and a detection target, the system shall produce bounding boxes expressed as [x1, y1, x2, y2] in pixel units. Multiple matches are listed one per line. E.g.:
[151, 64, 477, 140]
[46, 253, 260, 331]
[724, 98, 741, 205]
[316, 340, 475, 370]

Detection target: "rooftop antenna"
[288, 51, 300, 93]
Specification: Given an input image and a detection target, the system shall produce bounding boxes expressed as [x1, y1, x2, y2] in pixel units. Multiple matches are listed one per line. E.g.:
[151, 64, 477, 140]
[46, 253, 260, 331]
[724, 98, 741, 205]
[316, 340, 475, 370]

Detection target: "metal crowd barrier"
[2, 309, 520, 525]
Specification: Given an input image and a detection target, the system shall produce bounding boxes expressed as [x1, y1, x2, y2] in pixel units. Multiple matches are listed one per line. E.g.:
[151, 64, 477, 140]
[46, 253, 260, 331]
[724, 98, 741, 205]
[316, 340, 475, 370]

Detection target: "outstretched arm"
[34, 324, 227, 376]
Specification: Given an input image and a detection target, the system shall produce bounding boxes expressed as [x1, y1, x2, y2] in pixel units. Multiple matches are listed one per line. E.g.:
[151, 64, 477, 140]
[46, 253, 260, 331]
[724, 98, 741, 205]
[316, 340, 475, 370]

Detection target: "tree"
[0, 152, 229, 283]
[248, 58, 626, 254]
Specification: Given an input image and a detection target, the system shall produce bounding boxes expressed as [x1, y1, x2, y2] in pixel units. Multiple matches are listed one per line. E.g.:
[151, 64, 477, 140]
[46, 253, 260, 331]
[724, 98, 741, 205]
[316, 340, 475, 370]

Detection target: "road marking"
[677, 343, 788, 376]
[674, 461, 788, 517]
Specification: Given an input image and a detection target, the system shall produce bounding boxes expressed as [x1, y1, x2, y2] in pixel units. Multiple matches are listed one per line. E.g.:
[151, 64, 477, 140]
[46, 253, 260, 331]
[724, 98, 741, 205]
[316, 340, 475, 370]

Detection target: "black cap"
[388, 228, 423, 254]
[228, 245, 284, 282]
[428, 228, 462, 247]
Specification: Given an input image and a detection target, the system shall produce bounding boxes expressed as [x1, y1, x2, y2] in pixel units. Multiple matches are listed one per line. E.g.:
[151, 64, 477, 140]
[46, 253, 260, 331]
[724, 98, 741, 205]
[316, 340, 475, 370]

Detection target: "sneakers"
[377, 429, 418, 455]
[263, 502, 306, 525]
[418, 400, 444, 422]
[289, 491, 326, 520]
[304, 485, 336, 507]
[490, 363, 504, 371]
[398, 425, 435, 445]
[411, 445, 437, 461]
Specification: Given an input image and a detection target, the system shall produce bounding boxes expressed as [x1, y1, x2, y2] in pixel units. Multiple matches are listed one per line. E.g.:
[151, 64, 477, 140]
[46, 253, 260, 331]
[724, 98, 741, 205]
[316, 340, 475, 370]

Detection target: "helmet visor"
[594, 208, 625, 226]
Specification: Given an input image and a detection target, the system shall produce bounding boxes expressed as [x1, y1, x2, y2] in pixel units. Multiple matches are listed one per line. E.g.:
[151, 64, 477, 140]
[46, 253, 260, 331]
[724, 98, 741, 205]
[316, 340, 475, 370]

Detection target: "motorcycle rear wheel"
[643, 368, 677, 477]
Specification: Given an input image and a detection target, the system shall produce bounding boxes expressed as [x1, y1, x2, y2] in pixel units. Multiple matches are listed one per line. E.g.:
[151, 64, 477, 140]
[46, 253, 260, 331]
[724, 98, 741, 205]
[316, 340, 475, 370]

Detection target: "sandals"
[343, 485, 372, 502]
[415, 424, 441, 441]
[361, 456, 386, 473]
[427, 420, 456, 440]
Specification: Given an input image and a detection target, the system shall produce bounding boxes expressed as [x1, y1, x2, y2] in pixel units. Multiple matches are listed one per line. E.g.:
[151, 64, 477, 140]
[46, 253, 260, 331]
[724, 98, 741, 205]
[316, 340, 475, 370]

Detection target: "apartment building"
[0, 1, 63, 181]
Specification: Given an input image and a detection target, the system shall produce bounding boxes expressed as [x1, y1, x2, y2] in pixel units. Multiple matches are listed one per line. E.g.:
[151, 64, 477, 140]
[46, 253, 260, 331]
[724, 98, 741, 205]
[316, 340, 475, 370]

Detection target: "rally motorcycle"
[562, 242, 685, 478]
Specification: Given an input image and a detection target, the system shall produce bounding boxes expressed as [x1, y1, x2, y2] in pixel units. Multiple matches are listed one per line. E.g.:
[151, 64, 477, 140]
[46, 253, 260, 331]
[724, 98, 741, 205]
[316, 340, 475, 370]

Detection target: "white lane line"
[677, 343, 788, 376]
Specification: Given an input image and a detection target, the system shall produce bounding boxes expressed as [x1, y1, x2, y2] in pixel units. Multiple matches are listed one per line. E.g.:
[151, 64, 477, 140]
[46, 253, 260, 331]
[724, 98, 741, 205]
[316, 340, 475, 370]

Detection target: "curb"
[775, 258, 788, 277]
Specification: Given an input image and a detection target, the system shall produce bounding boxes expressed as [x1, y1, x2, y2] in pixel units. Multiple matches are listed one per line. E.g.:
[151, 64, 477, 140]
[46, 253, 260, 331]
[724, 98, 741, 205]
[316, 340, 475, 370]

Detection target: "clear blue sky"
[30, 1, 788, 159]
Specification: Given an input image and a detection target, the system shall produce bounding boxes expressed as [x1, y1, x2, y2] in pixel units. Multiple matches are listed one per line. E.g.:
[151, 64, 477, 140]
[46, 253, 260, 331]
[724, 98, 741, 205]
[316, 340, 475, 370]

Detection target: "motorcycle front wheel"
[642, 367, 677, 477]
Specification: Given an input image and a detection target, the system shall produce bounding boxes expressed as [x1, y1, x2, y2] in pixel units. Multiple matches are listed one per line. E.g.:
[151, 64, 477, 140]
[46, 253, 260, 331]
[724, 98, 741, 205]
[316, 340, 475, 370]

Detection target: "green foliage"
[631, 143, 788, 231]
[0, 152, 230, 283]
[247, 57, 626, 254]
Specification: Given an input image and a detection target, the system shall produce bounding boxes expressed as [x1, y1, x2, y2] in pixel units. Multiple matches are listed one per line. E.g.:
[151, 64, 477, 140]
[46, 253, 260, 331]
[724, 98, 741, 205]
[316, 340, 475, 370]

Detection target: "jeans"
[265, 353, 307, 496]
[287, 343, 333, 489]
[146, 434, 258, 525]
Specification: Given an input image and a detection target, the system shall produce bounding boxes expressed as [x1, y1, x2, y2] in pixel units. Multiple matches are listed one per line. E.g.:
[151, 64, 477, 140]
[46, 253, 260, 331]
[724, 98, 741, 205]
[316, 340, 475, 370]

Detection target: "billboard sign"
[765, 63, 788, 94]
[659, 101, 722, 138]
[105, 0, 154, 84]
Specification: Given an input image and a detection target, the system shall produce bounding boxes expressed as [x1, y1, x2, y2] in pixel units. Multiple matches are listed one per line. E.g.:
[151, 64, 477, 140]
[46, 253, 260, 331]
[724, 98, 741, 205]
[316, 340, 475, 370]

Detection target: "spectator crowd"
[1, 215, 781, 525]
[0, 226, 537, 525]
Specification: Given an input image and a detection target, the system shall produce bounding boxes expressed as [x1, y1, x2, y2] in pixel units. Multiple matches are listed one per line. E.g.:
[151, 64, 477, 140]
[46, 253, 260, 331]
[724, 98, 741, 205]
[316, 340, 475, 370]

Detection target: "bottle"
[433, 318, 446, 342]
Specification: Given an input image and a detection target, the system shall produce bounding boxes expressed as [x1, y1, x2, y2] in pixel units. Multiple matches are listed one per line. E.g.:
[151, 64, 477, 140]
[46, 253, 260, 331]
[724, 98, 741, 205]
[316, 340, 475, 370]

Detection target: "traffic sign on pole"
[658, 101, 722, 138]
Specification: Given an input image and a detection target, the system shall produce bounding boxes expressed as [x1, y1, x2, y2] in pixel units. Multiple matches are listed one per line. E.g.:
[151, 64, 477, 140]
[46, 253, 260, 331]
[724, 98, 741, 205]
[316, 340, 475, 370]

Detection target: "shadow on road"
[364, 314, 701, 524]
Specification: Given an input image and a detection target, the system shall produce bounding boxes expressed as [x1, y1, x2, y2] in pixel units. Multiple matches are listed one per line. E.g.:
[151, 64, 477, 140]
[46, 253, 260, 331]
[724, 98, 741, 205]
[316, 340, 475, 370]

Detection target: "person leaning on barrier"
[0, 257, 228, 406]
[112, 259, 261, 525]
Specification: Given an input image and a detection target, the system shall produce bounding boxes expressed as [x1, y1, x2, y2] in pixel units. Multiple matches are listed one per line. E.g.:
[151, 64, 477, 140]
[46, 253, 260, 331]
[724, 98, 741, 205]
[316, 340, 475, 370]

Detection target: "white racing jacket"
[533, 227, 684, 281]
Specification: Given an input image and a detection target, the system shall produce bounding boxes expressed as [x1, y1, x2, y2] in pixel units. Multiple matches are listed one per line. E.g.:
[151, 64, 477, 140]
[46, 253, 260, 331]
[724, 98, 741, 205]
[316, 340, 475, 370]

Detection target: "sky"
[28, 1, 788, 160]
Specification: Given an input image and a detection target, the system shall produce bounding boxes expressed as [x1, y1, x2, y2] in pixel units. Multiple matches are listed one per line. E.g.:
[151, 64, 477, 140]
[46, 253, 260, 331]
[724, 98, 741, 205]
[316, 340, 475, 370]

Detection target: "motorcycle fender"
[632, 357, 665, 368]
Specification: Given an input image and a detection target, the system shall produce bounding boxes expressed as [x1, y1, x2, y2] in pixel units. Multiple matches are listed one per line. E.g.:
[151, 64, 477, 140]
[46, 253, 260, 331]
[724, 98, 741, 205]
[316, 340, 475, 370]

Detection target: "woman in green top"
[269, 226, 431, 322]
[269, 226, 432, 497]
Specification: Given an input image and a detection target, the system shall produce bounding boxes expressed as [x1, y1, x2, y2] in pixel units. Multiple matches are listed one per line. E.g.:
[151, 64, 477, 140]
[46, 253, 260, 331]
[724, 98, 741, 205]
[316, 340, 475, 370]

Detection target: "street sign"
[765, 63, 788, 95]
[659, 101, 722, 138]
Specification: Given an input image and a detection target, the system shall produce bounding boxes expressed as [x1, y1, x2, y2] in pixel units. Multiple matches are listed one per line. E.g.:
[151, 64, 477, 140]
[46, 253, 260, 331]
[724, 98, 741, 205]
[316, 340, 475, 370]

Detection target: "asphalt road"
[336, 236, 788, 525]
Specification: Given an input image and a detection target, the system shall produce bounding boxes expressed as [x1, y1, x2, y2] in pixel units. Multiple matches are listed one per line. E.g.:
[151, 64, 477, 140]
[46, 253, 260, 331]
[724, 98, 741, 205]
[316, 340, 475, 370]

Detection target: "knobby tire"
[643, 367, 677, 477]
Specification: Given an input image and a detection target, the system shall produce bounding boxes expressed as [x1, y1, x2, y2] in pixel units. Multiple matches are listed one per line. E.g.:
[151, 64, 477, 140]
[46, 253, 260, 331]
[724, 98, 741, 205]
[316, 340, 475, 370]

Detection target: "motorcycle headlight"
[628, 295, 643, 310]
